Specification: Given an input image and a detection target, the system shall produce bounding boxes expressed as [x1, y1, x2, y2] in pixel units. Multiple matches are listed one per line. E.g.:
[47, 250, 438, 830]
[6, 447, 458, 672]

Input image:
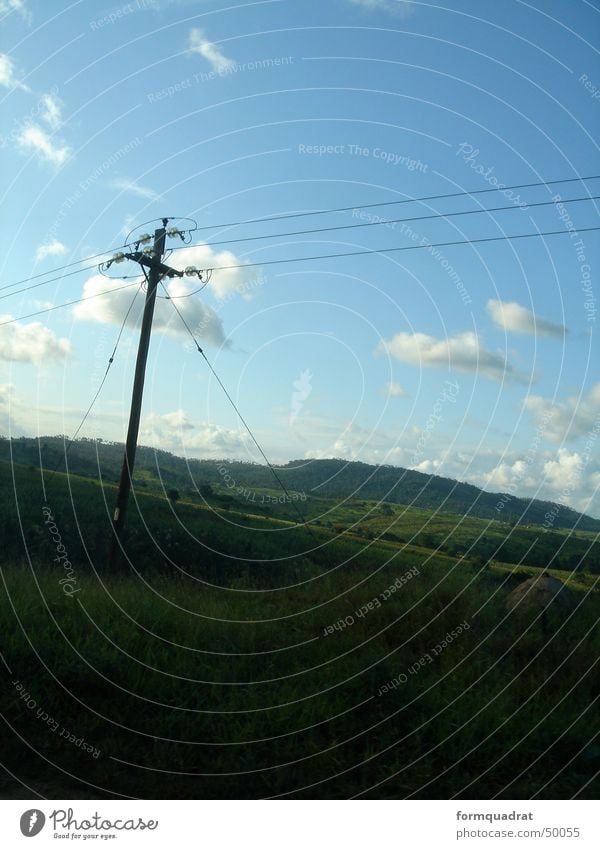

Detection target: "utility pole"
[104, 217, 206, 571]
[107, 219, 168, 571]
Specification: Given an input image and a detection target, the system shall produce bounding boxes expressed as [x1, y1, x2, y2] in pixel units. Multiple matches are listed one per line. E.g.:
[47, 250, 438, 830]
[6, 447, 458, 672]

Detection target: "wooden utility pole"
[107, 220, 168, 570]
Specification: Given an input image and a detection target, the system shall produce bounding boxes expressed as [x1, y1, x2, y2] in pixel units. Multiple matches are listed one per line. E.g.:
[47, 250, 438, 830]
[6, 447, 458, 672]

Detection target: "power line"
[46, 284, 143, 478]
[5, 193, 596, 305]
[170, 194, 600, 253]
[2, 173, 598, 294]
[0, 262, 117, 302]
[0, 280, 140, 327]
[186, 173, 600, 234]
[163, 285, 316, 530]
[165, 224, 600, 276]
[1, 224, 599, 327]
[0, 246, 131, 294]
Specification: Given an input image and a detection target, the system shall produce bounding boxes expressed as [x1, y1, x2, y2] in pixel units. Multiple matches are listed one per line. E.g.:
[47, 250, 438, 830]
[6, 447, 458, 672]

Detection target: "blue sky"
[1, 0, 599, 517]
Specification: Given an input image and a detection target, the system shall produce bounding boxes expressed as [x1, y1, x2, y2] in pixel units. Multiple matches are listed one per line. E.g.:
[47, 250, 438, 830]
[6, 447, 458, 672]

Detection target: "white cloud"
[188, 28, 235, 74]
[414, 459, 436, 473]
[120, 214, 137, 238]
[167, 244, 259, 301]
[110, 177, 161, 201]
[542, 448, 583, 491]
[72, 274, 227, 348]
[487, 299, 567, 338]
[524, 383, 600, 442]
[35, 239, 67, 262]
[72, 241, 259, 345]
[347, 0, 415, 16]
[39, 92, 62, 129]
[484, 458, 539, 492]
[0, 383, 16, 431]
[0, 0, 28, 16]
[142, 410, 250, 457]
[386, 381, 406, 398]
[379, 330, 522, 383]
[0, 315, 71, 363]
[0, 383, 34, 436]
[0, 53, 14, 86]
[17, 123, 70, 166]
[305, 421, 411, 466]
[0, 52, 28, 90]
[478, 446, 600, 518]
[154, 409, 195, 431]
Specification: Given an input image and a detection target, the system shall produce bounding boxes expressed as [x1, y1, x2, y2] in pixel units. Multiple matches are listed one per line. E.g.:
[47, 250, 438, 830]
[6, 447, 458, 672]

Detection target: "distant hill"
[1, 435, 598, 532]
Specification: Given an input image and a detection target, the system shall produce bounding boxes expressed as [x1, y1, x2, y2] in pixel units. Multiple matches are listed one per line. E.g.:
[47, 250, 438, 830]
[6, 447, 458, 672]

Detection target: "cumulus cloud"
[487, 299, 567, 338]
[386, 381, 407, 398]
[305, 421, 412, 466]
[524, 383, 600, 442]
[0, 383, 16, 431]
[479, 446, 600, 518]
[35, 239, 67, 262]
[347, 0, 415, 15]
[0, 0, 29, 15]
[0, 53, 15, 87]
[72, 274, 227, 348]
[110, 177, 161, 201]
[17, 123, 70, 166]
[542, 448, 583, 491]
[188, 28, 236, 73]
[167, 243, 260, 302]
[485, 458, 539, 492]
[0, 315, 71, 363]
[0, 52, 28, 90]
[142, 410, 250, 457]
[40, 92, 62, 129]
[379, 330, 522, 383]
[72, 241, 260, 345]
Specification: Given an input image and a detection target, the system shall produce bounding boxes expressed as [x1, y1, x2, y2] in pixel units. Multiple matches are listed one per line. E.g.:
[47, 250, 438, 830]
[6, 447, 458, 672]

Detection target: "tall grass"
[0, 461, 598, 798]
[1, 561, 598, 799]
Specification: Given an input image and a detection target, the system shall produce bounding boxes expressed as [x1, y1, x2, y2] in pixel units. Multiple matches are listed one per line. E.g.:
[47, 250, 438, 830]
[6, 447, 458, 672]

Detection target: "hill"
[0, 456, 598, 799]
[1, 435, 598, 532]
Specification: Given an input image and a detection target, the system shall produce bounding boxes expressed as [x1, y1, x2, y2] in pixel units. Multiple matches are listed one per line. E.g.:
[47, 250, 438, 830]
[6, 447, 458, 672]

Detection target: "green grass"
[0, 460, 599, 799]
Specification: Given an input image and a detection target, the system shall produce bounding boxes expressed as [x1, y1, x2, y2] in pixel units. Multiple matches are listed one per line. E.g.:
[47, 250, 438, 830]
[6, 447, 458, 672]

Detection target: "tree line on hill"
[1, 435, 598, 533]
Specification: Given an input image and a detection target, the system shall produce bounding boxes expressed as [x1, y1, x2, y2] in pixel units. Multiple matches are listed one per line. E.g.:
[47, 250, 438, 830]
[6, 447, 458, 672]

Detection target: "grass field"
[0, 460, 598, 799]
